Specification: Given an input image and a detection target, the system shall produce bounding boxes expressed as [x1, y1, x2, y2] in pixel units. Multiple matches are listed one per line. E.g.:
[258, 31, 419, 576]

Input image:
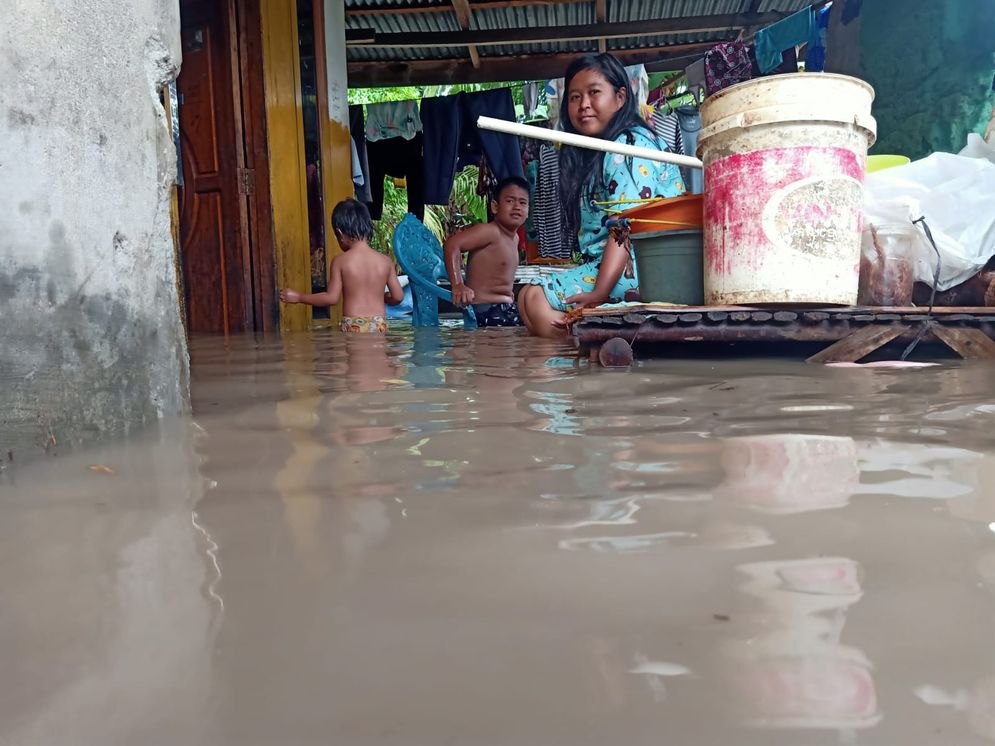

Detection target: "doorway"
[176, 0, 276, 334]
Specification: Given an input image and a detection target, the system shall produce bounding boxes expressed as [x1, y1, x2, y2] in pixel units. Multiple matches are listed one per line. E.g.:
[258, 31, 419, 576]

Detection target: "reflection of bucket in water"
[739, 557, 863, 620]
[730, 654, 880, 730]
[716, 434, 859, 514]
[724, 557, 879, 730]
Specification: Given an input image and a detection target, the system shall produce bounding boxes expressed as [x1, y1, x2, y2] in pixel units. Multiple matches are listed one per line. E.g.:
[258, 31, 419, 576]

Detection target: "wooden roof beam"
[347, 41, 720, 87]
[595, 0, 606, 54]
[451, 0, 481, 68]
[345, 11, 784, 48]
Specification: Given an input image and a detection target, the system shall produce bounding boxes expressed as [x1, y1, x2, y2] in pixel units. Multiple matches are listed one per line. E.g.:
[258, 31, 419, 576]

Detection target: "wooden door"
[177, 0, 251, 333]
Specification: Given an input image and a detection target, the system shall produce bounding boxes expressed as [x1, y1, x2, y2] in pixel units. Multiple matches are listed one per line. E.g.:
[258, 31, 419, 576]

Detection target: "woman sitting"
[517, 53, 686, 337]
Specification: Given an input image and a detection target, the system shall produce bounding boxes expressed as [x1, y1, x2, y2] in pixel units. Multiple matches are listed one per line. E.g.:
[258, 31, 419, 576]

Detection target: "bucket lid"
[699, 73, 877, 146]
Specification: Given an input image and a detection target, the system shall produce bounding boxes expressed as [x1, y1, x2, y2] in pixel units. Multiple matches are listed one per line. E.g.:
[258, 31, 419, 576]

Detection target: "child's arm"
[385, 268, 404, 306]
[443, 223, 497, 308]
[280, 257, 343, 307]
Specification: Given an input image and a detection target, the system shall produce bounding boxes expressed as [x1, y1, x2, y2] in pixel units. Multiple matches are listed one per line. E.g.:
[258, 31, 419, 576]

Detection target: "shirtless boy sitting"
[444, 176, 529, 327]
[280, 198, 404, 333]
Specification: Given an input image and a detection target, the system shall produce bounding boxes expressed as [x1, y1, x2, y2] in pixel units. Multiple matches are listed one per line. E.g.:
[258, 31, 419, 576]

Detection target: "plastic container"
[631, 228, 704, 305]
[857, 223, 915, 307]
[866, 154, 910, 173]
[617, 193, 704, 235]
[697, 74, 877, 305]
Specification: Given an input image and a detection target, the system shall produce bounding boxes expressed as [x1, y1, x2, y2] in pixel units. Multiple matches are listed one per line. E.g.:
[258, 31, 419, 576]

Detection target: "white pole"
[476, 115, 704, 170]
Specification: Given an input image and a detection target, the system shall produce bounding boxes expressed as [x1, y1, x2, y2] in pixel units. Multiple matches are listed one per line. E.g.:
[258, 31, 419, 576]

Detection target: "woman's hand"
[564, 290, 608, 309]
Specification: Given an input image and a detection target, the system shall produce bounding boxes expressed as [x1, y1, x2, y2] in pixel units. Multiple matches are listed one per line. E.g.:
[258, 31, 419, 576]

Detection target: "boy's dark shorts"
[473, 302, 523, 328]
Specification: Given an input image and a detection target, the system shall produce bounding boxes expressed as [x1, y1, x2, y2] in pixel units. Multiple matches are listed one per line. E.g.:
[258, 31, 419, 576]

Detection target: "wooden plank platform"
[570, 305, 995, 365]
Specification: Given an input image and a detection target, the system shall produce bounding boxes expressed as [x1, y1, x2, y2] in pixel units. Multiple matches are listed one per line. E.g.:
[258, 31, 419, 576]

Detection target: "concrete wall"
[861, 0, 995, 159]
[0, 0, 189, 459]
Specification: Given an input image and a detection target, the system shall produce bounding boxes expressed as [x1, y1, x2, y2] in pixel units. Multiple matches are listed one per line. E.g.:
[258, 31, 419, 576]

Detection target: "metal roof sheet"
[344, 0, 819, 80]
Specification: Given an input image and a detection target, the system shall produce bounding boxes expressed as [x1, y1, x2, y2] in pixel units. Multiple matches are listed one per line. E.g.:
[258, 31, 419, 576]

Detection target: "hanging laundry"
[349, 104, 372, 204]
[675, 106, 704, 195]
[421, 94, 461, 205]
[805, 6, 831, 73]
[748, 44, 798, 77]
[365, 99, 422, 142]
[366, 133, 425, 221]
[544, 78, 565, 130]
[459, 89, 524, 181]
[524, 159, 540, 245]
[652, 105, 683, 157]
[421, 89, 523, 206]
[754, 7, 815, 75]
[628, 64, 649, 112]
[350, 139, 364, 188]
[476, 154, 499, 220]
[704, 42, 752, 95]
[536, 145, 572, 260]
[684, 58, 707, 98]
[522, 82, 540, 118]
[520, 134, 542, 165]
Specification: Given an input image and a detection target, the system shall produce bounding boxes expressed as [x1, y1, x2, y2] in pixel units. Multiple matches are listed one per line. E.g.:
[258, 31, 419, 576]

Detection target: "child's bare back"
[279, 199, 403, 333]
[334, 246, 397, 318]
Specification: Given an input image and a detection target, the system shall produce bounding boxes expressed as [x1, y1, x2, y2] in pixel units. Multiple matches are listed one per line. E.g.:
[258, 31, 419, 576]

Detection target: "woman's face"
[567, 67, 626, 137]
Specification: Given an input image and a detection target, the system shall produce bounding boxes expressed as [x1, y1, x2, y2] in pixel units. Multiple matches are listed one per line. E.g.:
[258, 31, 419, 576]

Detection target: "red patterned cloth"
[704, 42, 752, 95]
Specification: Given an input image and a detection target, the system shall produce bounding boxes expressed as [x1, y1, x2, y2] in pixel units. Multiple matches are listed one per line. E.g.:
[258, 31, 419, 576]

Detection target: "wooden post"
[261, 0, 312, 331]
[320, 0, 353, 326]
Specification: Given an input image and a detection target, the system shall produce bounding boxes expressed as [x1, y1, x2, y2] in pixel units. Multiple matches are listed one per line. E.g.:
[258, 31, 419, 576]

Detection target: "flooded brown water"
[3, 325, 995, 745]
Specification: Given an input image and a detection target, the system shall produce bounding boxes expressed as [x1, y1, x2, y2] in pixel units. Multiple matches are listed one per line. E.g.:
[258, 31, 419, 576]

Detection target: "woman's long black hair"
[558, 53, 653, 236]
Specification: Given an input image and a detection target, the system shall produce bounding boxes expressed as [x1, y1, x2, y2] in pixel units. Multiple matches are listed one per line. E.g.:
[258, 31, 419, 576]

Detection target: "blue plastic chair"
[392, 213, 477, 329]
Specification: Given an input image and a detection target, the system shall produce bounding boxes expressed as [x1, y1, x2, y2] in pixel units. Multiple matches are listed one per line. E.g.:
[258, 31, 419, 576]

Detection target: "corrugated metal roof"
[345, 0, 819, 71]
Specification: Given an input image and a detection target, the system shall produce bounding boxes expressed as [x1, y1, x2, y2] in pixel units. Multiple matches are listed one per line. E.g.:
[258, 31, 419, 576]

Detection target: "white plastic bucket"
[698, 74, 877, 305]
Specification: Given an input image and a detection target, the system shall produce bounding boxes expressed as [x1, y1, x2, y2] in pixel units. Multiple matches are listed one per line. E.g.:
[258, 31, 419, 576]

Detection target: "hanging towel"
[704, 42, 752, 95]
[365, 99, 422, 142]
[748, 44, 798, 77]
[805, 6, 831, 73]
[754, 8, 815, 74]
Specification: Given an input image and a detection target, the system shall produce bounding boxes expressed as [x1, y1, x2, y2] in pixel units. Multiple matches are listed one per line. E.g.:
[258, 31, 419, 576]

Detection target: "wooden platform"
[571, 305, 995, 365]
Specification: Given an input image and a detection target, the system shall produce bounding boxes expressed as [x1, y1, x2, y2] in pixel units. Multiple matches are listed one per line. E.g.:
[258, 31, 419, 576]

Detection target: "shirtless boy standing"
[280, 199, 404, 333]
[444, 176, 529, 327]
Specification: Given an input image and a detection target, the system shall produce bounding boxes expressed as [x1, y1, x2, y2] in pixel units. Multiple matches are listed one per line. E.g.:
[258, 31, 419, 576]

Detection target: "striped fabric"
[536, 145, 573, 260]
[652, 106, 683, 156]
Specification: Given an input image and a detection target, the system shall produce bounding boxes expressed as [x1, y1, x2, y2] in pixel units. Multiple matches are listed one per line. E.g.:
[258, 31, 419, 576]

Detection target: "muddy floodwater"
[3, 326, 995, 745]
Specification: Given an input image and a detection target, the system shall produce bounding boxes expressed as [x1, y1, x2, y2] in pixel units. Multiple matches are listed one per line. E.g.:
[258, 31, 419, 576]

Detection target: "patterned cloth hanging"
[704, 42, 752, 95]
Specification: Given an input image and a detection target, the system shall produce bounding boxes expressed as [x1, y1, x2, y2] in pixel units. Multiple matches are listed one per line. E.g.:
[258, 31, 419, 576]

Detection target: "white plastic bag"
[864, 138, 995, 291]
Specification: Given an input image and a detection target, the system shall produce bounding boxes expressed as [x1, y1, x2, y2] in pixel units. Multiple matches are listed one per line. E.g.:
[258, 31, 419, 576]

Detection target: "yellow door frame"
[260, 0, 352, 331]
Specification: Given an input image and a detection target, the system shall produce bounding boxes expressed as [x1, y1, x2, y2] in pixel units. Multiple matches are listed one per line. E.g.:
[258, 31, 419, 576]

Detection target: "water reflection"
[716, 434, 860, 514]
[5, 328, 995, 744]
[721, 557, 880, 731]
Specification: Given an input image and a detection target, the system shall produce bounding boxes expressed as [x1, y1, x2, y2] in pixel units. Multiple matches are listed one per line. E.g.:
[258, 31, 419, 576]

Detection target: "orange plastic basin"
[616, 193, 704, 234]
